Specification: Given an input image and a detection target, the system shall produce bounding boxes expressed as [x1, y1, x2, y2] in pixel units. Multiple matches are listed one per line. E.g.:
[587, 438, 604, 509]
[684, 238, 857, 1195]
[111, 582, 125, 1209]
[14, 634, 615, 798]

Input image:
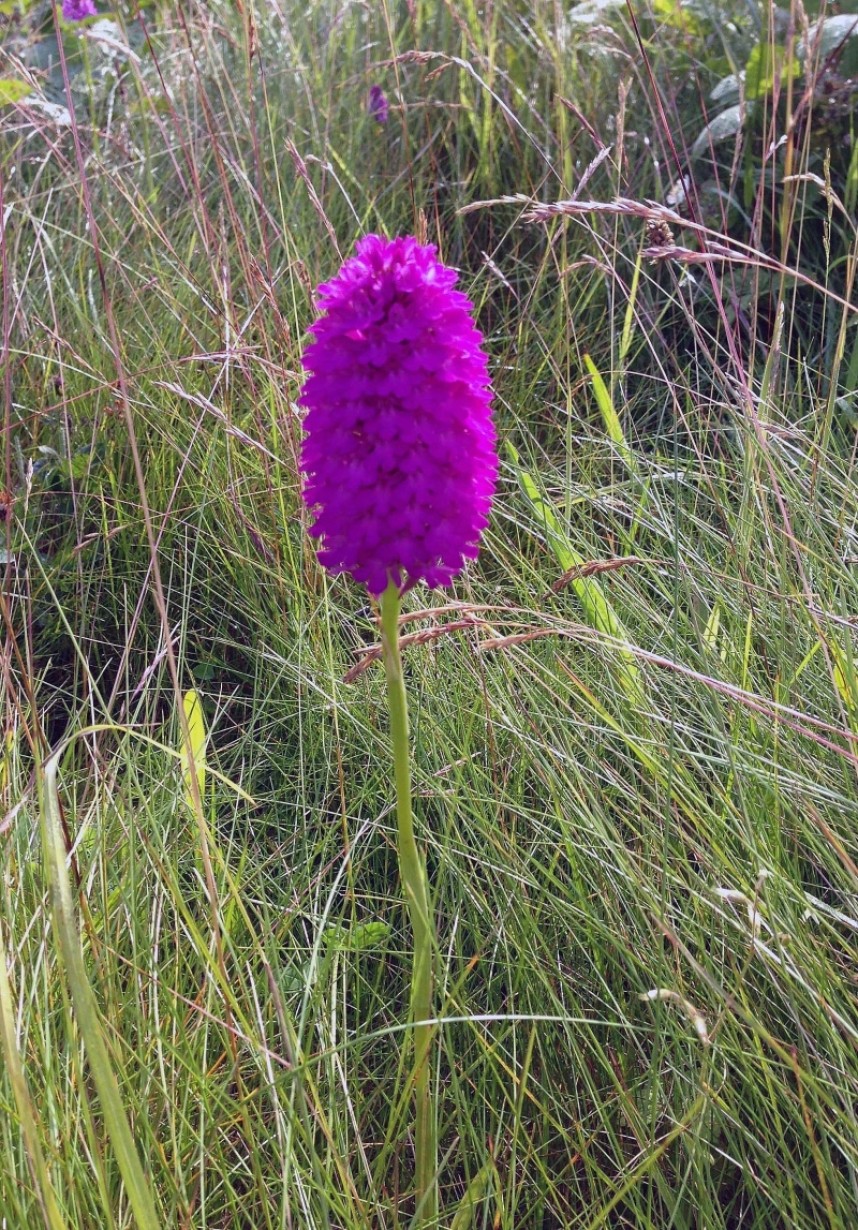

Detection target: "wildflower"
[368, 84, 389, 124]
[62, 0, 98, 19]
[300, 235, 497, 595]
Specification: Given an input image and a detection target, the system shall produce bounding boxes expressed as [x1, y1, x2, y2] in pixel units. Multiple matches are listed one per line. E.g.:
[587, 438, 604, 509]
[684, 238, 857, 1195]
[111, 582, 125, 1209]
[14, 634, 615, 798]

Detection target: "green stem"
[380, 580, 438, 1226]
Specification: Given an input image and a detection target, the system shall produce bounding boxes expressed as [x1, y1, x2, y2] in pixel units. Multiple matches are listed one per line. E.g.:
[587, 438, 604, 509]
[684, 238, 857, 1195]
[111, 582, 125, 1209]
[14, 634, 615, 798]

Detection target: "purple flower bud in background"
[300, 235, 497, 595]
[368, 85, 389, 124]
[62, 0, 98, 19]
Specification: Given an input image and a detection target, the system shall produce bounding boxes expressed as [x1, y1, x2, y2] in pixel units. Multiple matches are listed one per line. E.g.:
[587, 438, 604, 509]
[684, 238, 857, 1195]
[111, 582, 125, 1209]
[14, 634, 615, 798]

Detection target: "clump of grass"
[0, 1, 856, 1226]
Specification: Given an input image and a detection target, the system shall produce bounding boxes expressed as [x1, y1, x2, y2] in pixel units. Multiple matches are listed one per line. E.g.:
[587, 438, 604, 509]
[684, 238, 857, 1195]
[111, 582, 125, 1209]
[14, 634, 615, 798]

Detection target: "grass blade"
[40, 755, 162, 1230]
[507, 442, 645, 706]
[0, 916, 67, 1230]
[179, 688, 207, 814]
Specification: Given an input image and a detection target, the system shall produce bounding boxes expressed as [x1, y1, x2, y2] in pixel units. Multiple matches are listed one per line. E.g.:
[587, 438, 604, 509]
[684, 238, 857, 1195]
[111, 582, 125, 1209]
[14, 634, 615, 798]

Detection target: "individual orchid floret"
[368, 85, 389, 124]
[62, 0, 98, 19]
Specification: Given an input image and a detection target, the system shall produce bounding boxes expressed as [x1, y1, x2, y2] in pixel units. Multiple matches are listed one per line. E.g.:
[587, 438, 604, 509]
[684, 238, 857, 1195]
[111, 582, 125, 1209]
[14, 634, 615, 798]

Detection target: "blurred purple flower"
[62, 0, 97, 19]
[300, 235, 497, 595]
[368, 85, 389, 124]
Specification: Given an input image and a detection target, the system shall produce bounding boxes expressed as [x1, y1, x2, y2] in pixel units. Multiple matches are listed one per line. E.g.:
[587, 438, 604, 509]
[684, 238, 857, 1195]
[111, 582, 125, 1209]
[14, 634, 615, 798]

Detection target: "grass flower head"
[300, 234, 497, 594]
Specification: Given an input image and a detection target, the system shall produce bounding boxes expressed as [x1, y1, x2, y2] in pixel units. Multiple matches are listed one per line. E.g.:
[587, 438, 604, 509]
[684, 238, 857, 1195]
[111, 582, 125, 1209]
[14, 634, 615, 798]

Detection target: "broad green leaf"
[703, 603, 720, 651]
[744, 43, 798, 102]
[0, 728, 13, 796]
[322, 920, 391, 952]
[180, 689, 206, 812]
[703, 604, 728, 662]
[802, 14, 858, 61]
[830, 639, 858, 723]
[710, 73, 742, 106]
[0, 78, 30, 106]
[692, 104, 746, 159]
[584, 354, 636, 474]
[652, 0, 704, 36]
[59, 452, 92, 481]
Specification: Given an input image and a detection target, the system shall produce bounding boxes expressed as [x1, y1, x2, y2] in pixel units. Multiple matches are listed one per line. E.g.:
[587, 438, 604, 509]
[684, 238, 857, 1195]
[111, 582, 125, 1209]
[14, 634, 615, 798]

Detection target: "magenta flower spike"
[62, 0, 98, 19]
[300, 234, 497, 595]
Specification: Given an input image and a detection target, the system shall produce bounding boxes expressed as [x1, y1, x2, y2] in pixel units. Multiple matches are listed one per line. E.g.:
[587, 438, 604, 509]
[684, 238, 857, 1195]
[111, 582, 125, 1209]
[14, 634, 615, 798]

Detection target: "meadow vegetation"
[0, 1, 857, 1226]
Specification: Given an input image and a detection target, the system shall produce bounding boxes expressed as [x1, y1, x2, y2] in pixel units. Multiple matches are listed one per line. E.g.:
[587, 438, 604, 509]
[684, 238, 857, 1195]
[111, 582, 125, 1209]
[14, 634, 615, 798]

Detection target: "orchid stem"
[380, 579, 438, 1226]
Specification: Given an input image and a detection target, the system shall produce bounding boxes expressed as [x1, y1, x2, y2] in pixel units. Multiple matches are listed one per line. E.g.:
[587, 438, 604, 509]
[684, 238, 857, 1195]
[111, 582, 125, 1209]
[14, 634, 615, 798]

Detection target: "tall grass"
[0, 1, 856, 1226]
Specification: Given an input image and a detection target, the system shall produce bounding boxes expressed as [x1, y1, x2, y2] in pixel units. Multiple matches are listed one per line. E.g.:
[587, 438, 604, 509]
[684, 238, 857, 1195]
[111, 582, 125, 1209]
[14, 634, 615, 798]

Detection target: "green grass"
[1, 0, 857, 1226]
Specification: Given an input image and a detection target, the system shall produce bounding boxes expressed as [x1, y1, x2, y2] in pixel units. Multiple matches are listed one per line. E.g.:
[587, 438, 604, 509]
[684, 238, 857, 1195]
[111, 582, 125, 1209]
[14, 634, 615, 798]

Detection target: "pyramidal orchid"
[300, 233, 496, 594]
[300, 234, 497, 1223]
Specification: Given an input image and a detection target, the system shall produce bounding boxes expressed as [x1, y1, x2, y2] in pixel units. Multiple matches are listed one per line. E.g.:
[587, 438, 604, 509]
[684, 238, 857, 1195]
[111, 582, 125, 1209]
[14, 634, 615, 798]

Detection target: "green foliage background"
[0, 1, 856, 1226]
